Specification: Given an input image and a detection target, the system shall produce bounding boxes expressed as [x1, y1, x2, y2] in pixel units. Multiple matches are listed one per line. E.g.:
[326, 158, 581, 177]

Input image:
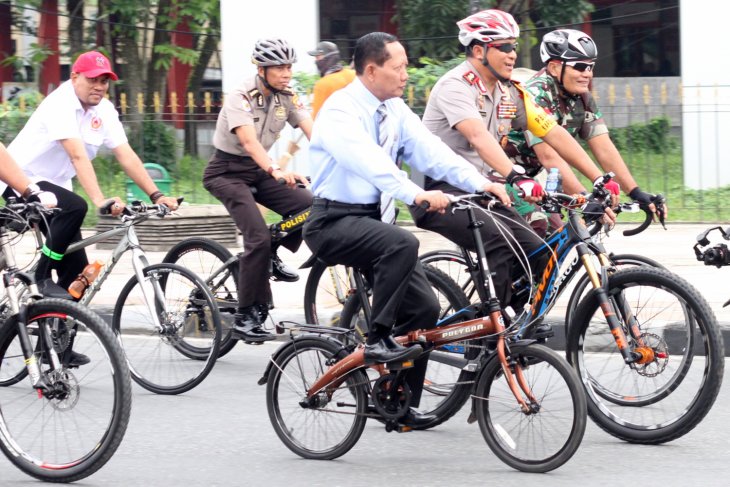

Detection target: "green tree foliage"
[396, 0, 595, 65]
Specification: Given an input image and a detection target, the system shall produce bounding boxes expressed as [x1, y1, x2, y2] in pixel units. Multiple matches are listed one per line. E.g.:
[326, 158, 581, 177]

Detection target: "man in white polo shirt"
[5, 50, 179, 301]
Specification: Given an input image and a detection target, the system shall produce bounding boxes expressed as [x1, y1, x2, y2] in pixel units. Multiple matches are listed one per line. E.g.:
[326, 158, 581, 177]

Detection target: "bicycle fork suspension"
[579, 250, 645, 365]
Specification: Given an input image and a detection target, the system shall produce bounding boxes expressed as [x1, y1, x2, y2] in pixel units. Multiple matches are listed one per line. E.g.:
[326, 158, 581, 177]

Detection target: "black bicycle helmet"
[539, 29, 597, 64]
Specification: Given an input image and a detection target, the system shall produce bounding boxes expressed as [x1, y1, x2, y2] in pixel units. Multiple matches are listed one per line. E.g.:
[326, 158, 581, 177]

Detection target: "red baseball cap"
[72, 51, 118, 80]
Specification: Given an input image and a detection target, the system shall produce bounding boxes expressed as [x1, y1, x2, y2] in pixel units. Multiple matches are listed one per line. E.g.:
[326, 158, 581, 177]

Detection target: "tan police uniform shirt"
[422, 60, 533, 178]
[212, 76, 310, 156]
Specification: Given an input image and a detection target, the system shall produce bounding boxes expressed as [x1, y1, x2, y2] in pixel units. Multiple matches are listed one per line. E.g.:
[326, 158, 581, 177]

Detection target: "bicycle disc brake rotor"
[634, 332, 669, 377]
[48, 370, 80, 410]
[371, 373, 411, 420]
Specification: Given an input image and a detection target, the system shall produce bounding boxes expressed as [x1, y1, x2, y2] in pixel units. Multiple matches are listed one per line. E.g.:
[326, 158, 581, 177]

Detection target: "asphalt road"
[2, 342, 728, 486]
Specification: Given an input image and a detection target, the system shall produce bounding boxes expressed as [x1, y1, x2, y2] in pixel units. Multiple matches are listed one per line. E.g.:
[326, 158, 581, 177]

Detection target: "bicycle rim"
[569, 267, 724, 443]
[162, 238, 238, 357]
[0, 299, 131, 482]
[113, 264, 221, 395]
[475, 344, 586, 473]
[303, 260, 354, 326]
[266, 338, 367, 460]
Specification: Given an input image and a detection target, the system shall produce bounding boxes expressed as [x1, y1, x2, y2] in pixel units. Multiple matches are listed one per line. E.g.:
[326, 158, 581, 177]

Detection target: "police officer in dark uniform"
[203, 38, 313, 343]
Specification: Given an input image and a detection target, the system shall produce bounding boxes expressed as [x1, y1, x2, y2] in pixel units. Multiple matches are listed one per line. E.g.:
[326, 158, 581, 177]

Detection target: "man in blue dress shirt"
[304, 32, 509, 428]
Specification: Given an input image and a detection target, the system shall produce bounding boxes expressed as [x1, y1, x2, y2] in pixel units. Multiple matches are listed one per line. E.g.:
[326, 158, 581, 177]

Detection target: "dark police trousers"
[203, 151, 312, 309]
[303, 198, 440, 407]
[411, 180, 544, 307]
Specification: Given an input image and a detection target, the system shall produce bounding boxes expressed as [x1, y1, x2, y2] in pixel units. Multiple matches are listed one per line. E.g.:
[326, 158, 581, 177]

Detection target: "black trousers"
[203, 152, 312, 309]
[303, 200, 440, 406]
[4, 181, 89, 288]
[411, 181, 544, 307]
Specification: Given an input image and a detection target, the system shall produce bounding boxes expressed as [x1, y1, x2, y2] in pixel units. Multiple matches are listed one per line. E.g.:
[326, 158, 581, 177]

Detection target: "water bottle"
[68, 260, 104, 299]
[545, 167, 562, 194]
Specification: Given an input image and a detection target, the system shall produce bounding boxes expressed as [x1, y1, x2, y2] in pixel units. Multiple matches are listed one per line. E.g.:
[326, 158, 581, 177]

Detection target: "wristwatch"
[267, 164, 281, 175]
[21, 183, 41, 199]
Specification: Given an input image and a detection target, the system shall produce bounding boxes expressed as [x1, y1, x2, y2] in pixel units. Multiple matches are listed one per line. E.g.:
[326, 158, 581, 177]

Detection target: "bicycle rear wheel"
[0, 299, 131, 483]
[162, 237, 238, 357]
[338, 265, 475, 429]
[266, 337, 368, 460]
[112, 263, 221, 395]
[303, 259, 354, 326]
[567, 267, 724, 443]
[474, 343, 586, 473]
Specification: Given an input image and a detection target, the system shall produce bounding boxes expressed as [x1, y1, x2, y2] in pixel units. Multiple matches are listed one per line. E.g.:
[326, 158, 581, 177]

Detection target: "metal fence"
[2, 76, 728, 222]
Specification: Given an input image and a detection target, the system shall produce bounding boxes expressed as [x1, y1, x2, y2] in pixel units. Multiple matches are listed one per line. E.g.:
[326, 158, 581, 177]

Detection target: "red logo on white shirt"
[90, 116, 103, 130]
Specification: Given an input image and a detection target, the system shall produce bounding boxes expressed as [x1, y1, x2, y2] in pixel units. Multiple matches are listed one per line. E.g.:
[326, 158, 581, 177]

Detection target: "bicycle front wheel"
[266, 337, 368, 460]
[565, 253, 664, 331]
[567, 267, 724, 443]
[0, 299, 131, 483]
[474, 343, 586, 473]
[162, 237, 238, 358]
[113, 263, 221, 395]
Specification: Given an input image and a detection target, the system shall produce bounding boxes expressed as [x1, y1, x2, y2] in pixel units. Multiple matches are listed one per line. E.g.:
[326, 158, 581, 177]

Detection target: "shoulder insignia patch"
[463, 70, 478, 85]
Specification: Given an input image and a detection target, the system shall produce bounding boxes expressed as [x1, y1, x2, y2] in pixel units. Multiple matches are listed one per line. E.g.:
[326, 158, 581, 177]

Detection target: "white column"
[680, 0, 730, 189]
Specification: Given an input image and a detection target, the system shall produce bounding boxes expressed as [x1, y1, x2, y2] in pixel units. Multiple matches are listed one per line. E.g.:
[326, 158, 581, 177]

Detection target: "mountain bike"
[338, 177, 724, 444]
[2, 199, 222, 395]
[260, 199, 587, 474]
[420, 195, 667, 328]
[0, 200, 132, 482]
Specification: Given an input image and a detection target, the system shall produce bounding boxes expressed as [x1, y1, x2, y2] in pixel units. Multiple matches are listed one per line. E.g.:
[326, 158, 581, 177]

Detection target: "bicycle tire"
[567, 267, 724, 444]
[303, 259, 354, 326]
[564, 253, 664, 331]
[266, 336, 368, 460]
[112, 263, 222, 395]
[162, 237, 239, 358]
[474, 343, 586, 473]
[419, 249, 478, 303]
[0, 282, 32, 386]
[338, 264, 474, 430]
[0, 298, 132, 483]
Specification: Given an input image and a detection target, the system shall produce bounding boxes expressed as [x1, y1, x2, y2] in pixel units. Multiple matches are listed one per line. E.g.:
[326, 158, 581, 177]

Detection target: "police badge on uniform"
[242, 99, 252, 112]
[275, 106, 287, 121]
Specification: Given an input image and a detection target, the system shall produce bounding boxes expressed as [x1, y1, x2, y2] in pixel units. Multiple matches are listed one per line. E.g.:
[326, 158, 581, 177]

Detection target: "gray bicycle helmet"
[251, 38, 297, 66]
[540, 29, 597, 64]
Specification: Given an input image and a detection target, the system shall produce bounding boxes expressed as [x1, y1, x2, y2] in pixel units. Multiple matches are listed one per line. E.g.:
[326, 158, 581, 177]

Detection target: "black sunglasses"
[565, 61, 595, 72]
[486, 42, 518, 53]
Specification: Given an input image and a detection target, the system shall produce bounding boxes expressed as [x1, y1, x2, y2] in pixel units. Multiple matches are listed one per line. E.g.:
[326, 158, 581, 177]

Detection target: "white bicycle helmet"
[540, 29, 597, 63]
[457, 9, 520, 46]
[251, 38, 297, 66]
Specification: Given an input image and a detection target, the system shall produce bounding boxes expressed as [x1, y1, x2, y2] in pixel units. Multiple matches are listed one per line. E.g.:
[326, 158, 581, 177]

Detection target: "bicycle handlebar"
[98, 197, 184, 217]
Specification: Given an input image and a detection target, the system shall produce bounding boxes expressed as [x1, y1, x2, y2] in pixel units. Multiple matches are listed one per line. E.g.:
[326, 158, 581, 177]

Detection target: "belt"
[312, 197, 379, 211]
[214, 149, 253, 161]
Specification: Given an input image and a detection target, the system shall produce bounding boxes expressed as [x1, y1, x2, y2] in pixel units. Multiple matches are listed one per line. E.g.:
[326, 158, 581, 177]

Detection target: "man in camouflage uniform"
[506, 29, 666, 228]
[415, 10, 606, 311]
[204, 38, 313, 343]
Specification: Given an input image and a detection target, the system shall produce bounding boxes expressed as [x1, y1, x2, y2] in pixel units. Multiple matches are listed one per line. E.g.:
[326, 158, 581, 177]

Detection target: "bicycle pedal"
[386, 360, 415, 370]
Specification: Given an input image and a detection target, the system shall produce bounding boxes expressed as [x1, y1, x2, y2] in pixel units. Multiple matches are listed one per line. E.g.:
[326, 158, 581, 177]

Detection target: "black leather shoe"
[37, 278, 74, 300]
[382, 335, 410, 353]
[528, 321, 554, 341]
[399, 407, 438, 429]
[231, 308, 275, 343]
[41, 350, 90, 368]
[271, 254, 299, 282]
[364, 339, 422, 364]
[67, 350, 91, 367]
